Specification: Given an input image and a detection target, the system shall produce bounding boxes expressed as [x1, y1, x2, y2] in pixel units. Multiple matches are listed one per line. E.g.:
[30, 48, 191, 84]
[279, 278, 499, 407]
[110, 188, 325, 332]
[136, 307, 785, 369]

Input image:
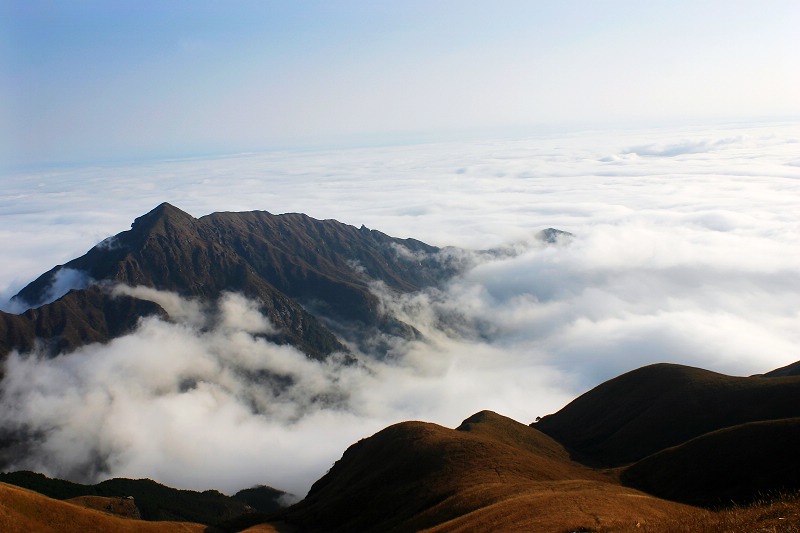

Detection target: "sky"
[1, 1, 800, 498]
[2, 1, 799, 168]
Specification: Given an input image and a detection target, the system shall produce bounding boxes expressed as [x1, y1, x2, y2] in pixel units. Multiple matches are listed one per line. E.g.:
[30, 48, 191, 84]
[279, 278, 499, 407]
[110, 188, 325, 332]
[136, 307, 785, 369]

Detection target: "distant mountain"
[0, 470, 291, 526]
[532, 362, 800, 467]
[0, 285, 166, 359]
[1, 203, 461, 360]
[0, 482, 205, 533]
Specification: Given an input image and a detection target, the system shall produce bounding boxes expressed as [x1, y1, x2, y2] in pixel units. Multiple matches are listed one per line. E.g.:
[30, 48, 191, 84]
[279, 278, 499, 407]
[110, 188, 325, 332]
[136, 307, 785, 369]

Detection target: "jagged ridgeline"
[0, 203, 465, 360]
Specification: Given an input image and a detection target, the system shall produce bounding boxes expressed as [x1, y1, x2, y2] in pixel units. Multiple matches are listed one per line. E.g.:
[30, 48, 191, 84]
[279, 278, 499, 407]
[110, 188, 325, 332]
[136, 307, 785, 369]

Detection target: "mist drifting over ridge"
[1, 123, 800, 496]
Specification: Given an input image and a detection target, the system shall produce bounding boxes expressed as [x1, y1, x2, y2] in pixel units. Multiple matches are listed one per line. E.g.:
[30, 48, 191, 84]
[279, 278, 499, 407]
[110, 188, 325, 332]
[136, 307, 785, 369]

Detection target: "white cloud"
[621, 136, 744, 157]
[1, 122, 800, 495]
[0, 288, 573, 495]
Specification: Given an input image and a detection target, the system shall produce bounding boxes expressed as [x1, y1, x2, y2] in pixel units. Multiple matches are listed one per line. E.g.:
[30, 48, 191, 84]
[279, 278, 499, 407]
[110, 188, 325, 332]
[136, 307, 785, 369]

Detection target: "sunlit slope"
[274, 411, 703, 532]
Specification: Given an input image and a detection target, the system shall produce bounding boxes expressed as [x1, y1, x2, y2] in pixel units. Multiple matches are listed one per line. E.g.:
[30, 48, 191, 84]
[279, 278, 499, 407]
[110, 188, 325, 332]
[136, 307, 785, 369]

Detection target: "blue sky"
[2, 1, 799, 168]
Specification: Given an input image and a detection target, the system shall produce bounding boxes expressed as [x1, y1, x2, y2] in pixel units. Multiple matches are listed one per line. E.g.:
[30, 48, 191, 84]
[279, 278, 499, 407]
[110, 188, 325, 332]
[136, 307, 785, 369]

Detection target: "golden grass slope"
[0, 482, 204, 533]
[275, 411, 706, 532]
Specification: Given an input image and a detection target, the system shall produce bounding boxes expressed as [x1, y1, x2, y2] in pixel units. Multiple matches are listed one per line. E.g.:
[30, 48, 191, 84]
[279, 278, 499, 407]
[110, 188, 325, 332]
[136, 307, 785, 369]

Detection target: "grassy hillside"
[273, 411, 704, 532]
[533, 363, 800, 466]
[622, 417, 800, 506]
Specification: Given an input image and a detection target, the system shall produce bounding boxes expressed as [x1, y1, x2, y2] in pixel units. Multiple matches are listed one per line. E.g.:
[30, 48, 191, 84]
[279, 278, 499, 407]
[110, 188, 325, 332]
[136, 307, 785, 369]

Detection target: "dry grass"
[423, 490, 800, 533]
[276, 411, 800, 533]
[422, 480, 705, 533]
[0, 482, 204, 533]
[651, 493, 800, 533]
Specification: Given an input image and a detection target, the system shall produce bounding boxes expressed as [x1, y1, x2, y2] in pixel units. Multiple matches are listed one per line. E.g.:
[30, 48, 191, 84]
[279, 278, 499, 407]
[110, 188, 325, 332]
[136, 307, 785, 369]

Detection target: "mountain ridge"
[2, 203, 460, 360]
[533, 362, 800, 467]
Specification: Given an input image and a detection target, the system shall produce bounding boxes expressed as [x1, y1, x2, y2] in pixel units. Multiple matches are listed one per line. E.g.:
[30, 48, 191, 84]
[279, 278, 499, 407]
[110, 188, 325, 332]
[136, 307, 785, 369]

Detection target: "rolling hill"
[265, 410, 705, 532]
[622, 416, 800, 506]
[533, 362, 800, 467]
[3, 360, 800, 531]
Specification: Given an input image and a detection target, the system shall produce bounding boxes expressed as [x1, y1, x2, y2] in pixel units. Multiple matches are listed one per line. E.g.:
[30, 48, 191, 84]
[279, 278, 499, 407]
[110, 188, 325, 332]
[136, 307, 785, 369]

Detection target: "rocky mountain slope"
[1, 203, 459, 360]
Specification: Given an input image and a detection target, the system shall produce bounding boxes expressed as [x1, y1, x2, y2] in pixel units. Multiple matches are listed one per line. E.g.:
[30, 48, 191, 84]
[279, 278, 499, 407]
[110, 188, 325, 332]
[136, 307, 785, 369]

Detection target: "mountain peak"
[130, 203, 195, 235]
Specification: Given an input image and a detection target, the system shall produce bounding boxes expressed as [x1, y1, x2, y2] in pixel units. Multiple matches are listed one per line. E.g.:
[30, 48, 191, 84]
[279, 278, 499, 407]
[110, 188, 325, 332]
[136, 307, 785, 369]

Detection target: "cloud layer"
[1, 123, 800, 495]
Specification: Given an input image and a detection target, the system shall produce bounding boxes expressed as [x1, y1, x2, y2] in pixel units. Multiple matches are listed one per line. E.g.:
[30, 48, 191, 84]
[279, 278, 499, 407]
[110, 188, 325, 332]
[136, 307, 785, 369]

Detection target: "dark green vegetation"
[0, 471, 289, 526]
[0, 203, 459, 360]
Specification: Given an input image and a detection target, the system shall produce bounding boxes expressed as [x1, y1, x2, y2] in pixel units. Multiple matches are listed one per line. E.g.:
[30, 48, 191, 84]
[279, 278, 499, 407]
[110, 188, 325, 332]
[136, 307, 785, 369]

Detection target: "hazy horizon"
[3, 1, 799, 169]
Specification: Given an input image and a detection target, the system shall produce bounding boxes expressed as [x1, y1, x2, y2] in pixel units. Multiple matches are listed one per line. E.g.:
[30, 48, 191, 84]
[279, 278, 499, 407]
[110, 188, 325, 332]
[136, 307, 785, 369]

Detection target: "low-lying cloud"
[0, 283, 572, 495]
[620, 136, 743, 157]
[1, 122, 800, 496]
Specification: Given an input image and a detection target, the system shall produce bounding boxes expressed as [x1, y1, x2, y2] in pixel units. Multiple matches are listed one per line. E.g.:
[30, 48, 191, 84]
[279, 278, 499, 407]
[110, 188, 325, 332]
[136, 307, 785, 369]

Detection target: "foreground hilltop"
[2, 359, 799, 532]
[252, 360, 800, 531]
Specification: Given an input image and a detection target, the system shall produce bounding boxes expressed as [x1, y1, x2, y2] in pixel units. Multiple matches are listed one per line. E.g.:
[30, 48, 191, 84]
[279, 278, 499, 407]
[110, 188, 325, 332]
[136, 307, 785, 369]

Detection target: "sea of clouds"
[1, 122, 800, 496]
